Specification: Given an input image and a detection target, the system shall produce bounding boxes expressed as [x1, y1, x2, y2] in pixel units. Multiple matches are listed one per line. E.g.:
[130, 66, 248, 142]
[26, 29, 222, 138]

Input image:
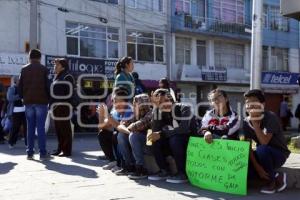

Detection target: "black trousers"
[8, 112, 27, 146]
[0, 118, 5, 142]
[53, 106, 72, 155]
[97, 129, 115, 162]
[152, 134, 189, 175]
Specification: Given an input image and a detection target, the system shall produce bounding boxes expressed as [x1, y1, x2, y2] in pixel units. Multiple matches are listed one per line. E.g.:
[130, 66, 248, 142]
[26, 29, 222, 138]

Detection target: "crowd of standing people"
[0, 49, 293, 194]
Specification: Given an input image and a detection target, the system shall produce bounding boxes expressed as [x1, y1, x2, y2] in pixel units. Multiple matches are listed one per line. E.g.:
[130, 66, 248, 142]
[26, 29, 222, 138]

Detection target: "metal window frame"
[66, 21, 120, 59]
[126, 30, 165, 63]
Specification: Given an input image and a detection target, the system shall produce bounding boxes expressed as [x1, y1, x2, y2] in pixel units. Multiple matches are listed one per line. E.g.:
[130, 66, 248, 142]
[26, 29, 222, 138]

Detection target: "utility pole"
[250, 0, 263, 89]
[29, 0, 38, 49]
[166, 0, 172, 80]
[120, 0, 126, 57]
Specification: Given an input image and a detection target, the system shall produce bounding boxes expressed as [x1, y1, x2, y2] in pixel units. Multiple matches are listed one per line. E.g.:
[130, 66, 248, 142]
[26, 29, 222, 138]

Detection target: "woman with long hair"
[114, 57, 135, 99]
[51, 58, 75, 157]
[200, 89, 240, 143]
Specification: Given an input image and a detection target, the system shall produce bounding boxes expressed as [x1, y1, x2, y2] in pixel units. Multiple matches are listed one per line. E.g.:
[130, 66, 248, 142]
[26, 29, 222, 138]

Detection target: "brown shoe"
[275, 172, 287, 192]
[260, 180, 276, 194]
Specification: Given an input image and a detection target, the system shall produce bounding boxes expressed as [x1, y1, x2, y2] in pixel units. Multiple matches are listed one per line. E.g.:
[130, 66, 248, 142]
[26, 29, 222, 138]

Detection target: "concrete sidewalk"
[0, 135, 299, 200]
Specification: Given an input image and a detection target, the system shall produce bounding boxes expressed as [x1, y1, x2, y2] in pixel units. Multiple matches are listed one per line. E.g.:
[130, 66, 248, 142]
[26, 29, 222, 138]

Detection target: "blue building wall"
[172, 0, 252, 40]
[262, 0, 299, 48]
[171, 0, 299, 48]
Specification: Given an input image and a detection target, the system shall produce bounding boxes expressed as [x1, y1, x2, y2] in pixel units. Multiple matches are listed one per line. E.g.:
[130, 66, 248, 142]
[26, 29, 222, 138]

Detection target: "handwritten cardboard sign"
[186, 137, 250, 195]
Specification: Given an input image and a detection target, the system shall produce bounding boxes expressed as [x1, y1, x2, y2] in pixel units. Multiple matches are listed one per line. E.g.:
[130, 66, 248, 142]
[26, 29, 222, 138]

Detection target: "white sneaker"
[166, 174, 188, 184]
[148, 170, 169, 181]
[111, 166, 121, 173]
[103, 161, 117, 170]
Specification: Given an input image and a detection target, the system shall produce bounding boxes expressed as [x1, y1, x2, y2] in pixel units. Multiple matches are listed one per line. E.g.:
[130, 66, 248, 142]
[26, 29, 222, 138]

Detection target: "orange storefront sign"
[0, 77, 11, 87]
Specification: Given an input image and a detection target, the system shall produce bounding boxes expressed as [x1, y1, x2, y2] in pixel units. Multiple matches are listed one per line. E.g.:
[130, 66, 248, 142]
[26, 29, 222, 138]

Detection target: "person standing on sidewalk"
[6, 76, 27, 148]
[243, 89, 290, 194]
[0, 96, 7, 144]
[18, 49, 52, 161]
[294, 103, 300, 133]
[114, 57, 135, 99]
[50, 58, 75, 157]
[280, 97, 290, 131]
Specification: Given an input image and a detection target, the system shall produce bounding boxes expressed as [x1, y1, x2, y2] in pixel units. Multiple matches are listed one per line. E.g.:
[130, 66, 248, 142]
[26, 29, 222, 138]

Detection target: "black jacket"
[50, 70, 75, 105]
[19, 62, 50, 105]
[152, 103, 195, 138]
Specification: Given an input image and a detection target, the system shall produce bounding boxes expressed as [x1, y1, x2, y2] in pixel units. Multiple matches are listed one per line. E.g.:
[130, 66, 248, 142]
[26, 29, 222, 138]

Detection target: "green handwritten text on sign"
[186, 137, 250, 196]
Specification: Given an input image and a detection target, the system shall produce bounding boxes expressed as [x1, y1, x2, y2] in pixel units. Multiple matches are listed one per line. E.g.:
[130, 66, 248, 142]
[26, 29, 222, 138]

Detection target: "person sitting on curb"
[116, 93, 152, 179]
[200, 89, 240, 143]
[243, 89, 290, 194]
[98, 87, 134, 174]
[97, 94, 117, 170]
[147, 88, 196, 184]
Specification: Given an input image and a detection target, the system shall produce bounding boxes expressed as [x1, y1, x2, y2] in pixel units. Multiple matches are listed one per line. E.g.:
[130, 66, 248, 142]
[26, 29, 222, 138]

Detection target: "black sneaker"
[98, 155, 108, 160]
[115, 168, 129, 176]
[40, 153, 54, 161]
[148, 170, 169, 181]
[128, 165, 148, 180]
[275, 172, 287, 192]
[27, 155, 34, 160]
[115, 166, 135, 176]
[260, 181, 276, 194]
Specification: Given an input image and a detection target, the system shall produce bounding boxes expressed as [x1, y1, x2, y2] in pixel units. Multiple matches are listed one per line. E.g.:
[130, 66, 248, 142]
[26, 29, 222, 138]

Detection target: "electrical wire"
[15, 0, 300, 60]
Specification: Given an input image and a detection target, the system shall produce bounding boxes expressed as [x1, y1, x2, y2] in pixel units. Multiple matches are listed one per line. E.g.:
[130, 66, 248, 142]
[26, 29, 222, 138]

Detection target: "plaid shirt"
[127, 94, 152, 133]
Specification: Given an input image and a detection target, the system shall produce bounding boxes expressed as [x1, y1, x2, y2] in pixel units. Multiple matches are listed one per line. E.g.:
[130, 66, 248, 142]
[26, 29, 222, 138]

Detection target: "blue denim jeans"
[25, 104, 48, 156]
[117, 132, 146, 167]
[129, 132, 146, 166]
[248, 145, 287, 181]
[117, 132, 135, 167]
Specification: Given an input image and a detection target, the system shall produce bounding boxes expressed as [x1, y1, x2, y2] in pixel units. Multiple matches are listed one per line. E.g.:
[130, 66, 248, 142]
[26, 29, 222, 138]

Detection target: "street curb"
[279, 167, 300, 189]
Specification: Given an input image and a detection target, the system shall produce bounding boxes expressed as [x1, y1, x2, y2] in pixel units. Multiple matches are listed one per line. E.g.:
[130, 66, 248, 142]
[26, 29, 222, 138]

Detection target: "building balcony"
[172, 14, 251, 40]
[173, 64, 250, 84]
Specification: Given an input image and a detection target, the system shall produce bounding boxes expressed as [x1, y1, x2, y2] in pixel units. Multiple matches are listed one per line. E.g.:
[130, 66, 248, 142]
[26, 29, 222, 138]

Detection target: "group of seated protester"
[97, 87, 290, 194]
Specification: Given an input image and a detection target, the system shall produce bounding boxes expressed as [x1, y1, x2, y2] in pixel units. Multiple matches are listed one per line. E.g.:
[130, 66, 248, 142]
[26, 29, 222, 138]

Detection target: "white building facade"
[0, 0, 168, 92]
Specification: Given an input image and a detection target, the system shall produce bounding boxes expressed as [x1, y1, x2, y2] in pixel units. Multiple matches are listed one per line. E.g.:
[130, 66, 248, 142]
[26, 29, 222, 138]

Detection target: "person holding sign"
[147, 88, 196, 184]
[243, 89, 290, 194]
[200, 89, 240, 143]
